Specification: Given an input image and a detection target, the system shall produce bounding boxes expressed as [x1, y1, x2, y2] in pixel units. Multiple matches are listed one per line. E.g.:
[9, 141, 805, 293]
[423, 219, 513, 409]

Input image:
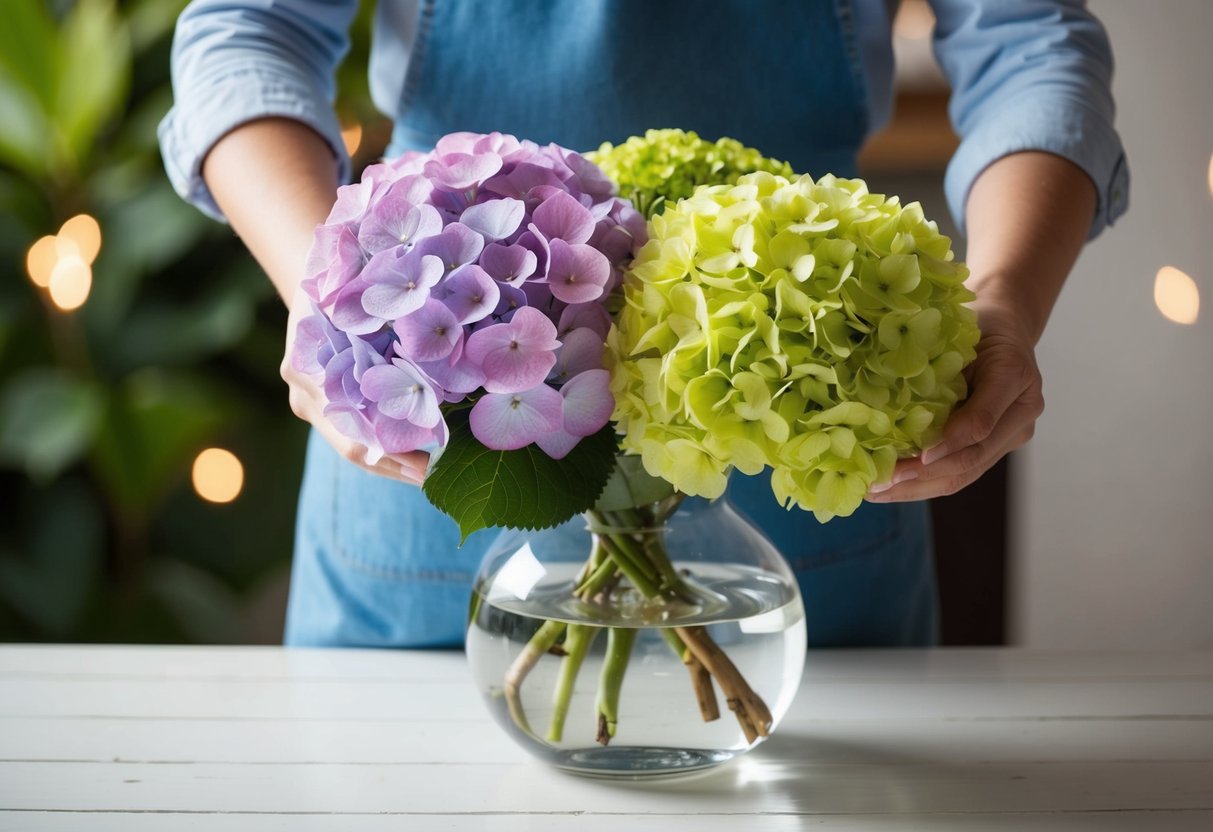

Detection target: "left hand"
[866, 300, 1045, 502]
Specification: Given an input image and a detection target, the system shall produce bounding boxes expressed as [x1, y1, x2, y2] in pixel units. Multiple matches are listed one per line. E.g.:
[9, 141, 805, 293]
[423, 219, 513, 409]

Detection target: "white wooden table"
[1, 646, 1212, 830]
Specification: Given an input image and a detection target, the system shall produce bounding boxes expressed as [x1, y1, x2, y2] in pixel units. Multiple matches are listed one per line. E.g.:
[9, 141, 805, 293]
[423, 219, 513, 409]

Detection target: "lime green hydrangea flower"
[607, 171, 980, 522]
[588, 129, 795, 219]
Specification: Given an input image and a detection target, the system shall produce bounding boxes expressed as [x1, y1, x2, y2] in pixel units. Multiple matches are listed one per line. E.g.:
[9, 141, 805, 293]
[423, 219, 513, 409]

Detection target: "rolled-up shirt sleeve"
[931, 0, 1128, 240]
[158, 0, 358, 221]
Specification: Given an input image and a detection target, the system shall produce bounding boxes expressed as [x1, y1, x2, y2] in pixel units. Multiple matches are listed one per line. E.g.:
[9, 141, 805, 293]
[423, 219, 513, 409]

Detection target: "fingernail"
[921, 444, 946, 465]
[869, 482, 894, 494]
[892, 469, 919, 486]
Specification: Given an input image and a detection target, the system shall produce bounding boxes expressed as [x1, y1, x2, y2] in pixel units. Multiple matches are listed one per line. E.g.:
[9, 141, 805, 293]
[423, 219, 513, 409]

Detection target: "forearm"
[963, 151, 1097, 343]
[202, 117, 342, 304]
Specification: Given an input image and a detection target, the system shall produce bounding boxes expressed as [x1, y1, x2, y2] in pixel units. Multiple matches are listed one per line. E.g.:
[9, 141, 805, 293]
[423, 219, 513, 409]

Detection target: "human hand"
[866, 300, 1044, 502]
[280, 288, 430, 485]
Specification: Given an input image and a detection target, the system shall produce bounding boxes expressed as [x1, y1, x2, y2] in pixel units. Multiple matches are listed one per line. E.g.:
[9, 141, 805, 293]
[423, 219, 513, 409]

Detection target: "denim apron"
[285, 0, 937, 649]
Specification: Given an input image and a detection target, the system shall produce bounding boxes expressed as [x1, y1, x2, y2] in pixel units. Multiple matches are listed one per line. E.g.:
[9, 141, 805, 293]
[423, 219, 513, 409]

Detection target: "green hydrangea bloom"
[588, 129, 795, 218]
[607, 171, 980, 522]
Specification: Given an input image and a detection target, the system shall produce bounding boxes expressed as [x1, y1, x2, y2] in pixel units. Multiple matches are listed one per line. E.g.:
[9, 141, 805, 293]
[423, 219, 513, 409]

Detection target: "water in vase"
[466, 561, 806, 777]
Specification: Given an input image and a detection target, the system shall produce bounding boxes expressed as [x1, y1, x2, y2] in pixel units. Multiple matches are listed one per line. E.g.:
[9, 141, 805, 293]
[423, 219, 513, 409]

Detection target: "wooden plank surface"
[1, 646, 1211, 830]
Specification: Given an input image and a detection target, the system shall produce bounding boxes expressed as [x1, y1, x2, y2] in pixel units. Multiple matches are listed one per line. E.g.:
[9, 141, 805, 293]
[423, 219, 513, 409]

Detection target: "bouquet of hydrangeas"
[293, 128, 979, 758]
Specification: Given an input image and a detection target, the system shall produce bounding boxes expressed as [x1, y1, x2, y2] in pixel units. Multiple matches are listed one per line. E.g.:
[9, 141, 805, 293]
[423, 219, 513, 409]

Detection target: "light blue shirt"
[160, 0, 1128, 239]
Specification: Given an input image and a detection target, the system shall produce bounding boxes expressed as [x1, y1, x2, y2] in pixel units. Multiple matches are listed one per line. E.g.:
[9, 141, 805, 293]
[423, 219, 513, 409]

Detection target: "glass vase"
[465, 485, 806, 778]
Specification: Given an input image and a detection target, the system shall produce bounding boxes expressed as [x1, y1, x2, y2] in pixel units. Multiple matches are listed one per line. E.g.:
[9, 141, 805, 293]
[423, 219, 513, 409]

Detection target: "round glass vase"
[465, 493, 806, 779]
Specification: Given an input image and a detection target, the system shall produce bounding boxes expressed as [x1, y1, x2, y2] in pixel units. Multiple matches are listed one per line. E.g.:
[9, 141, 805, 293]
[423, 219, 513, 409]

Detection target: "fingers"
[867, 343, 1044, 502]
[920, 352, 1035, 466]
[281, 317, 429, 485]
[866, 398, 1036, 502]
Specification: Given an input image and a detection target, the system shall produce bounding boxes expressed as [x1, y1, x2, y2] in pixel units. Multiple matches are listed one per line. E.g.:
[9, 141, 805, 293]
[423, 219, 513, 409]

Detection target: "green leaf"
[0, 75, 54, 177]
[0, 369, 104, 481]
[424, 410, 620, 542]
[55, 0, 131, 168]
[0, 0, 57, 109]
[89, 369, 230, 513]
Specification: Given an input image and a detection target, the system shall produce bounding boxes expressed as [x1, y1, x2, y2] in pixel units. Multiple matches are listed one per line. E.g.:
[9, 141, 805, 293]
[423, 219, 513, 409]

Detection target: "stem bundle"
[500, 497, 773, 747]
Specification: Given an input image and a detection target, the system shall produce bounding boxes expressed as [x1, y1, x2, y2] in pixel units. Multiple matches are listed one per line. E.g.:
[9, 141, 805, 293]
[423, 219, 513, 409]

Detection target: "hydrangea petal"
[435, 264, 500, 325]
[361, 252, 444, 320]
[532, 190, 595, 244]
[469, 384, 563, 450]
[547, 239, 610, 304]
[559, 369, 613, 436]
[460, 198, 525, 241]
[360, 361, 442, 428]
[424, 152, 503, 191]
[480, 243, 537, 286]
[395, 298, 462, 362]
[465, 306, 560, 394]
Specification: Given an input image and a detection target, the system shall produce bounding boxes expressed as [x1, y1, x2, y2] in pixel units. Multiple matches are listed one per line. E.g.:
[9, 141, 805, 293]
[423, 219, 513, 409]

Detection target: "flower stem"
[675, 624, 773, 743]
[596, 626, 638, 745]
[547, 623, 600, 743]
[504, 618, 566, 736]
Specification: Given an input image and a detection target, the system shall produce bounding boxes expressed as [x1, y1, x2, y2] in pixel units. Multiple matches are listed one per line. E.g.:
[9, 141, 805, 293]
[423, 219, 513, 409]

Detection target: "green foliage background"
[0, 0, 380, 643]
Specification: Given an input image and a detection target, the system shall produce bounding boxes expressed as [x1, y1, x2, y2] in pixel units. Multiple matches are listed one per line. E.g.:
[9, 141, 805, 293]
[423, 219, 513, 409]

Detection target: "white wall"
[1012, 0, 1213, 648]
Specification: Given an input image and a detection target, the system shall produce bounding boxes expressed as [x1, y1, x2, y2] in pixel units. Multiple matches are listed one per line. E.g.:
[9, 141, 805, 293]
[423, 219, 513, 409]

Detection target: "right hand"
[280, 288, 430, 485]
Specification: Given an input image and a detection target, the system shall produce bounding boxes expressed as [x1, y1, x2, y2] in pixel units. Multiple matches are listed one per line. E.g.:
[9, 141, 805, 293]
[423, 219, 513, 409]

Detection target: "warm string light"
[1154, 266, 1200, 325]
[24, 214, 101, 311]
[191, 448, 245, 504]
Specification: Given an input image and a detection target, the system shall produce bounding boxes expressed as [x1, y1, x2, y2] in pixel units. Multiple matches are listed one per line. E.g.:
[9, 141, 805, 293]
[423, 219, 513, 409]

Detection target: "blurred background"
[0, 0, 1209, 648]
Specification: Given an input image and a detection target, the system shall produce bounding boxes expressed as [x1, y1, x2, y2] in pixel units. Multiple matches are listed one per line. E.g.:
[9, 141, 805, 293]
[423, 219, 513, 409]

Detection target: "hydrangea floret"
[608, 171, 980, 521]
[292, 131, 646, 464]
[588, 128, 795, 219]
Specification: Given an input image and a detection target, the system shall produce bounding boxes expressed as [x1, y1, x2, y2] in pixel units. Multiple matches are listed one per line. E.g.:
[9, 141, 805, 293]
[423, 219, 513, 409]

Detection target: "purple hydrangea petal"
[465, 306, 560, 394]
[533, 192, 599, 247]
[550, 327, 605, 383]
[559, 368, 613, 436]
[479, 243, 537, 286]
[413, 223, 485, 273]
[546, 239, 610, 304]
[325, 179, 372, 224]
[435, 264, 500, 325]
[434, 132, 482, 155]
[360, 360, 443, 428]
[557, 302, 612, 340]
[395, 298, 462, 362]
[349, 333, 388, 381]
[424, 152, 504, 191]
[534, 428, 580, 460]
[303, 223, 364, 305]
[469, 384, 563, 451]
[331, 280, 384, 335]
[419, 353, 486, 398]
[518, 226, 550, 277]
[361, 252, 445, 319]
[482, 162, 565, 201]
[373, 410, 446, 455]
[360, 199, 443, 254]
[291, 313, 329, 375]
[486, 283, 529, 326]
[323, 403, 384, 464]
[460, 198, 525, 241]
[559, 150, 616, 200]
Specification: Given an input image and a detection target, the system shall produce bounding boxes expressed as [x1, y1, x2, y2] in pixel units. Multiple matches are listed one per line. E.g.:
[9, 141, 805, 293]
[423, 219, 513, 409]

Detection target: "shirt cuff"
[158, 66, 350, 223]
[944, 94, 1129, 242]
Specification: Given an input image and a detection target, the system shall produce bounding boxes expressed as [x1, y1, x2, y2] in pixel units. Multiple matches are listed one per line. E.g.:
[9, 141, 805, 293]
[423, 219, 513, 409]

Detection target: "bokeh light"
[342, 123, 363, 157]
[191, 448, 245, 504]
[1154, 266, 1200, 325]
[26, 236, 60, 288]
[58, 214, 102, 264]
[47, 256, 93, 311]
